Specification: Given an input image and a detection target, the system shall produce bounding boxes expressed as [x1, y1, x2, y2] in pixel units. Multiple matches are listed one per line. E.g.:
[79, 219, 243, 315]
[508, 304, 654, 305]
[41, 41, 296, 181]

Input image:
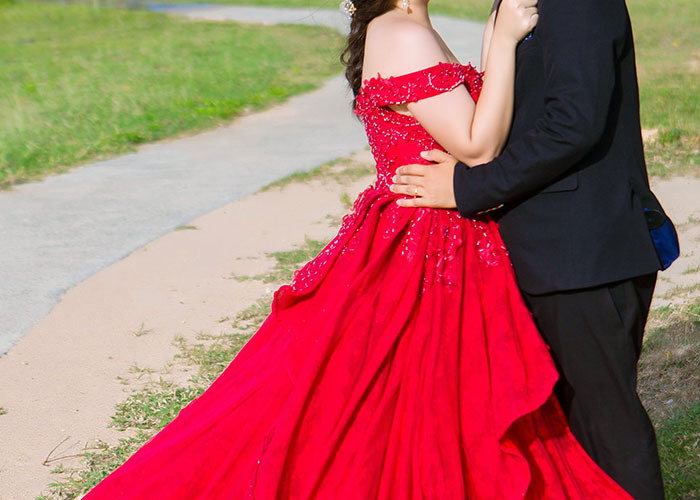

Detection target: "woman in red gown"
[82, 0, 637, 498]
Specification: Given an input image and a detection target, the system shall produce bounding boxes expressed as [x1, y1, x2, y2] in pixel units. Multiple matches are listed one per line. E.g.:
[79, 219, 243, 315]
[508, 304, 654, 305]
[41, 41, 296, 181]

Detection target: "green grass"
[233, 235, 329, 283]
[682, 264, 700, 275]
[628, 0, 700, 177]
[128, 322, 154, 337]
[656, 404, 700, 499]
[657, 412, 700, 498]
[641, 300, 700, 423]
[640, 297, 700, 499]
[0, 2, 344, 187]
[36, 431, 156, 500]
[111, 383, 205, 429]
[143, 0, 493, 21]
[630, 0, 698, 134]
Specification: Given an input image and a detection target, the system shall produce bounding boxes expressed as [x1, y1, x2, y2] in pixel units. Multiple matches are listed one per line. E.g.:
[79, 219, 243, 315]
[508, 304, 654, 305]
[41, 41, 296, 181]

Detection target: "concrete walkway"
[0, 5, 485, 355]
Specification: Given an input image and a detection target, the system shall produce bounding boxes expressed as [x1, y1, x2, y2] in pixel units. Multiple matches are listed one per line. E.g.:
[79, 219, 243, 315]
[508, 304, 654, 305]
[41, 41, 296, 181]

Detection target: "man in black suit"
[390, 0, 667, 498]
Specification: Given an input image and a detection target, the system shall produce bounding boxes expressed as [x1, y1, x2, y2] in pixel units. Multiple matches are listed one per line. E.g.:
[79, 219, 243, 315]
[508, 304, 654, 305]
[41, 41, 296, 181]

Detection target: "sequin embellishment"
[288, 185, 379, 294]
[355, 62, 483, 192]
[286, 62, 503, 296]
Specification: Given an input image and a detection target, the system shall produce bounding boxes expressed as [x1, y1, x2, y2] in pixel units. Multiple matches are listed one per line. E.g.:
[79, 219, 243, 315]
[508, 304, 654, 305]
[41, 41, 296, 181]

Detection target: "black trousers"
[521, 272, 665, 500]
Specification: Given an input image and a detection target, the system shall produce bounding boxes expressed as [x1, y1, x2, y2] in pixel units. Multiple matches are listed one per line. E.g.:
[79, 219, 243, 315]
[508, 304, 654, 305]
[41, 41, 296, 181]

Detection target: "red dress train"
[82, 62, 635, 499]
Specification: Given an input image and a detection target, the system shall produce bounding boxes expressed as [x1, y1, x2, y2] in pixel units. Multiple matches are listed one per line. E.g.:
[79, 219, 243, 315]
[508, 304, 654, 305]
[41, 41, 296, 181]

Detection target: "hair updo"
[340, 0, 397, 109]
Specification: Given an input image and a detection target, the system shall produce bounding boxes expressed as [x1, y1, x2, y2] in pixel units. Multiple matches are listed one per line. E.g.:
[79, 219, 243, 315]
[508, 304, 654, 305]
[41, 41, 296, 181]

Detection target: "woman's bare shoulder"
[364, 14, 447, 80]
[367, 11, 435, 49]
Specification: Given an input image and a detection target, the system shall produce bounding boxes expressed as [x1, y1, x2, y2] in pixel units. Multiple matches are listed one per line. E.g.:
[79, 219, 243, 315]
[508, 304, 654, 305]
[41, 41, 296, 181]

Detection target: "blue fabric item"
[645, 208, 680, 270]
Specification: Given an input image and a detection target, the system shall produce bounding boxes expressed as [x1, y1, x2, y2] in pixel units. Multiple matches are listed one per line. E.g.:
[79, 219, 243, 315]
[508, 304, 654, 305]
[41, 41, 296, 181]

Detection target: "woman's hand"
[494, 0, 539, 44]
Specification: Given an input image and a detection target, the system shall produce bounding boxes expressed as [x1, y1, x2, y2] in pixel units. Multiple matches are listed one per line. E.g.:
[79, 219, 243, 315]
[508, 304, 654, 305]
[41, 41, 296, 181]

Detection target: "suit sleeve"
[453, 0, 621, 216]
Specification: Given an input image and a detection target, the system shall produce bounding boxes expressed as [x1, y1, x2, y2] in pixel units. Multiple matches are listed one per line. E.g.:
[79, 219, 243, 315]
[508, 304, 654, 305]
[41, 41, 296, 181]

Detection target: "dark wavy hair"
[340, 0, 397, 109]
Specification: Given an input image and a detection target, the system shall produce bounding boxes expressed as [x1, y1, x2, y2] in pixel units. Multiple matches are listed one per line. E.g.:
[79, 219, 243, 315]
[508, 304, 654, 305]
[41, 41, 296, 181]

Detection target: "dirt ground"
[0, 148, 697, 499]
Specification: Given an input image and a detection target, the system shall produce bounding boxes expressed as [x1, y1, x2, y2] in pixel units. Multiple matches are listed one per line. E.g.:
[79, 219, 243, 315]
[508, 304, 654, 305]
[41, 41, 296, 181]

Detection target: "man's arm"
[453, 0, 622, 216]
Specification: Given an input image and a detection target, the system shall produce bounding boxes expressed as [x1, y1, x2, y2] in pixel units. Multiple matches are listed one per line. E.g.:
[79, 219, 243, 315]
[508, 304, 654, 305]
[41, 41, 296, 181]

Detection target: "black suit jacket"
[453, 0, 664, 294]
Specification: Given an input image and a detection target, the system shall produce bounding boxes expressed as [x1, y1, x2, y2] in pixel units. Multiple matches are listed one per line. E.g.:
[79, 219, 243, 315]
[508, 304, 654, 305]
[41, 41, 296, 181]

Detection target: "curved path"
[0, 6, 485, 355]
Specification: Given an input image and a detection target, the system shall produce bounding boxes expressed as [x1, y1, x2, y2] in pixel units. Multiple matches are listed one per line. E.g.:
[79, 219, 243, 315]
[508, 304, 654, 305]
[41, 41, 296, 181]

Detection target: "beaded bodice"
[280, 62, 503, 297]
[354, 62, 483, 191]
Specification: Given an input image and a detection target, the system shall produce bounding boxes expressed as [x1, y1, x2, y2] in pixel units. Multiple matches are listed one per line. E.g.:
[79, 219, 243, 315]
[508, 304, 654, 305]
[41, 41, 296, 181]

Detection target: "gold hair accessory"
[340, 0, 356, 18]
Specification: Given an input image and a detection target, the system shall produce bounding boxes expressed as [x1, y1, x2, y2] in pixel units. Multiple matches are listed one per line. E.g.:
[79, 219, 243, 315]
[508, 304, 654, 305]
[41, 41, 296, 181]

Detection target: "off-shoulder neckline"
[358, 61, 477, 96]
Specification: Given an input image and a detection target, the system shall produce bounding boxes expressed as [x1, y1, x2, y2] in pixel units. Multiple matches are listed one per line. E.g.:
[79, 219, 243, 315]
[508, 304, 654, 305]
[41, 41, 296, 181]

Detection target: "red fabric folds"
[83, 62, 635, 500]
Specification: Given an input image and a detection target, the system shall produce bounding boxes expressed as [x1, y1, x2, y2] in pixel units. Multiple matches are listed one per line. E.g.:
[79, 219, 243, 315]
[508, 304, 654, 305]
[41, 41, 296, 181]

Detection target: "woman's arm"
[394, 0, 537, 166]
[480, 9, 497, 72]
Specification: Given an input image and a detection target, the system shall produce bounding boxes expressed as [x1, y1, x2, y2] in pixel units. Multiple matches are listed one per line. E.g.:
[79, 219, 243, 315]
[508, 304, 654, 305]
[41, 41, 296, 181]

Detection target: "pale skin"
[360, 0, 537, 208]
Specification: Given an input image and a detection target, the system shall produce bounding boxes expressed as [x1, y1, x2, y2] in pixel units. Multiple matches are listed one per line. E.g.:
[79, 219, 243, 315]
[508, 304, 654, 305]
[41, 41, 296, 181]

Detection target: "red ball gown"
[83, 62, 635, 499]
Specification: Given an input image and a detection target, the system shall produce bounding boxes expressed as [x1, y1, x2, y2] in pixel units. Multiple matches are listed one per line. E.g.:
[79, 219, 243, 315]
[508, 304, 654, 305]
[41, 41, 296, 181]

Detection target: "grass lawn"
[141, 0, 494, 21]
[629, 0, 699, 176]
[640, 299, 700, 499]
[0, 2, 344, 187]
